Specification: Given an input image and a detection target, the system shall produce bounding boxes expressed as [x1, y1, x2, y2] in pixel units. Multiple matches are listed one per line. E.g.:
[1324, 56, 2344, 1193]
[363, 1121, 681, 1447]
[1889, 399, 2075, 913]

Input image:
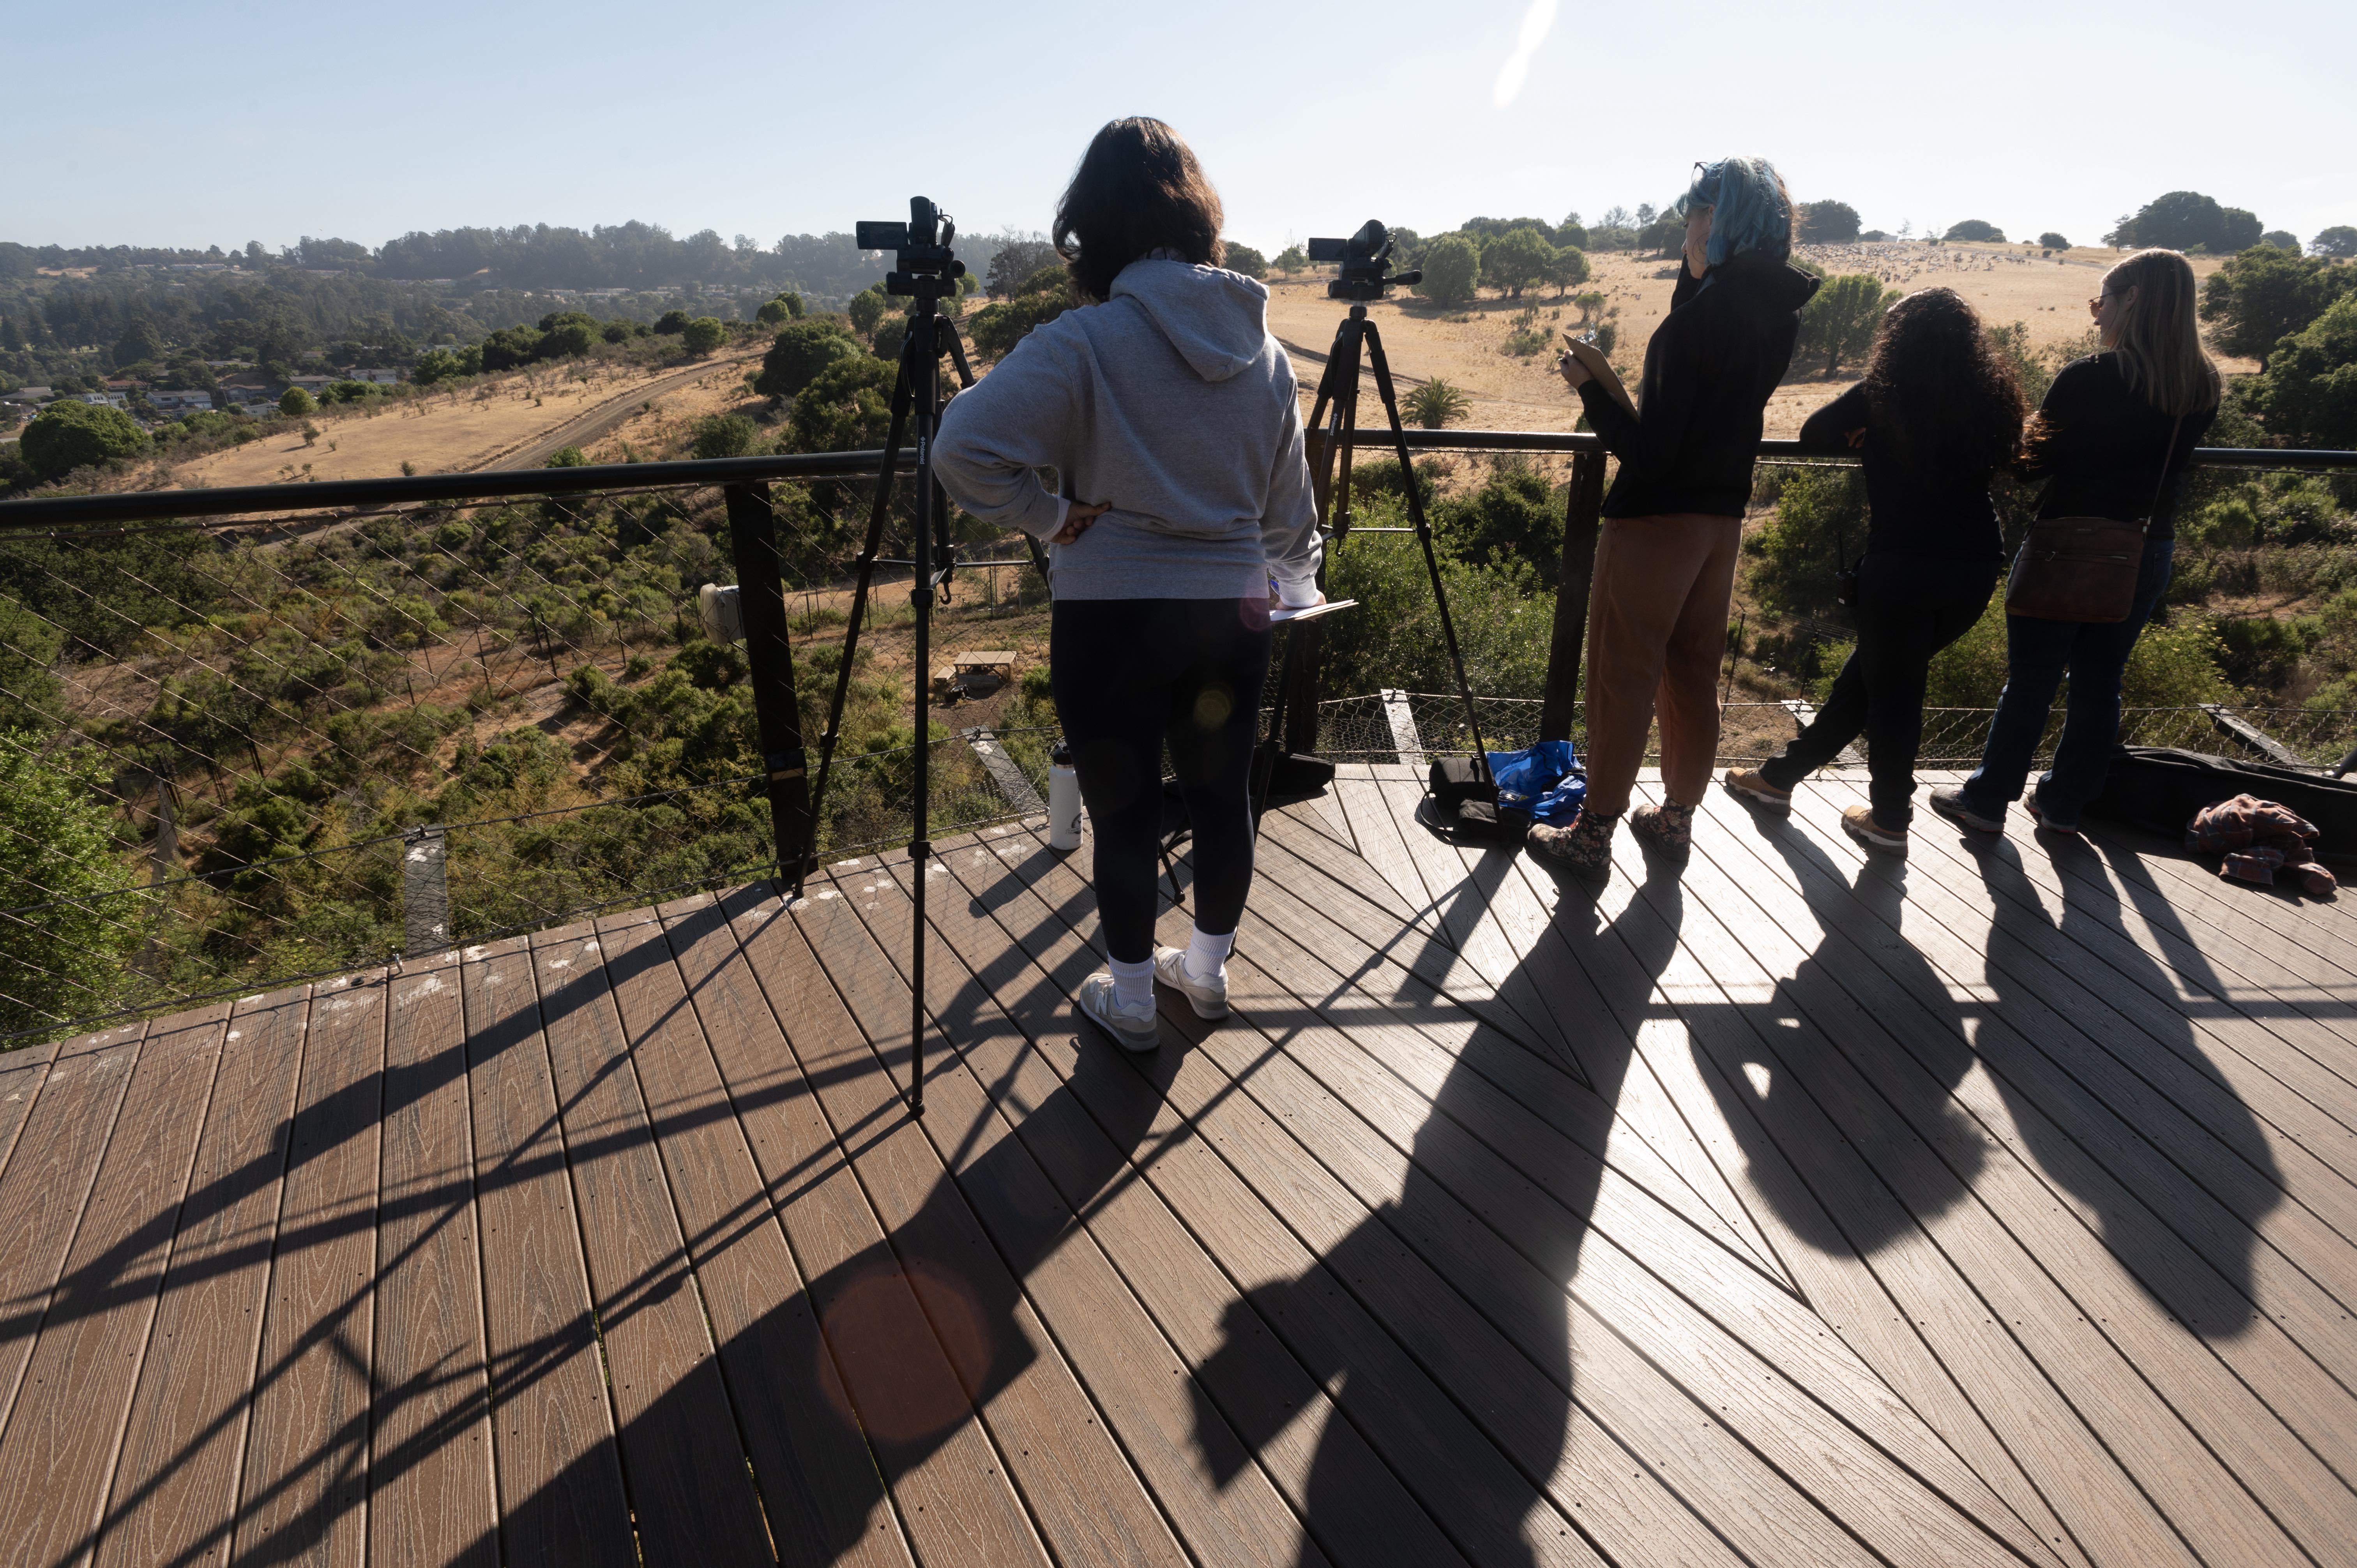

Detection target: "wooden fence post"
[1539, 450, 1605, 743]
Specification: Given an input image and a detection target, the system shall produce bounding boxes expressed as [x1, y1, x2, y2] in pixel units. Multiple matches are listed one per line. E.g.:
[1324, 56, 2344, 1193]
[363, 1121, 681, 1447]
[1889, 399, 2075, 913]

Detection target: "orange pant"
[1581, 513, 1742, 815]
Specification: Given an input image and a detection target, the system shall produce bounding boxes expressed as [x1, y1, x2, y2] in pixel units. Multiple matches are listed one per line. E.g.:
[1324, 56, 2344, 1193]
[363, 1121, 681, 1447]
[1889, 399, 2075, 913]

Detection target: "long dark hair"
[1859, 288, 2025, 470]
[1053, 118, 1225, 303]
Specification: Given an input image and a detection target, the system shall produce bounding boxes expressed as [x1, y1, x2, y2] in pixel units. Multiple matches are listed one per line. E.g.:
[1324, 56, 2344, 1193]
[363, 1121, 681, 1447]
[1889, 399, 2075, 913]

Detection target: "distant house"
[286, 375, 334, 394]
[148, 388, 217, 411]
[77, 391, 130, 409]
[343, 367, 402, 385]
[2, 387, 53, 406]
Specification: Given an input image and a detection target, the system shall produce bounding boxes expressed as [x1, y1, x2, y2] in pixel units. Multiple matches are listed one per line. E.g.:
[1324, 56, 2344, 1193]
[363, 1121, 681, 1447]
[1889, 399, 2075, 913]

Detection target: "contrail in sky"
[1493, 0, 1560, 109]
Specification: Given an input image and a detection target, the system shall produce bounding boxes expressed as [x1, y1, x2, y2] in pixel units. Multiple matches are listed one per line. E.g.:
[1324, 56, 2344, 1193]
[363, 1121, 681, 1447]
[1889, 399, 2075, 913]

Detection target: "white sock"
[1185, 927, 1234, 982]
[1108, 955, 1154, 1010]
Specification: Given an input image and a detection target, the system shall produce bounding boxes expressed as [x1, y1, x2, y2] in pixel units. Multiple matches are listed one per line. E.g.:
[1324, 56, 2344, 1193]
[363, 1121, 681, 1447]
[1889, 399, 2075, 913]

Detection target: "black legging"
[1051, 597, 1272, 963]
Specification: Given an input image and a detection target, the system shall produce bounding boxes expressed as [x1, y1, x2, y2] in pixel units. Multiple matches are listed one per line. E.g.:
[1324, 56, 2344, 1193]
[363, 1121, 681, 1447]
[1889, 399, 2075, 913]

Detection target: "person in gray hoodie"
[933, 117, 1322, 1052]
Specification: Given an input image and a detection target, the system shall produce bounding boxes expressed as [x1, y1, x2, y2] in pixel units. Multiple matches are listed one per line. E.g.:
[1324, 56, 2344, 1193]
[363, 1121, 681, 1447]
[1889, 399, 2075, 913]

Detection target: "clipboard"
[1270, 597, 1357, 624]
[1562, 333, 1635, 417]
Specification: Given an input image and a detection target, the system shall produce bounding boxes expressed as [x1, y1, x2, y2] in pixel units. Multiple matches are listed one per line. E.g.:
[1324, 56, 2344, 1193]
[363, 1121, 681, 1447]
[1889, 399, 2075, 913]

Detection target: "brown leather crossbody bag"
[2004, 415, 2182, 623]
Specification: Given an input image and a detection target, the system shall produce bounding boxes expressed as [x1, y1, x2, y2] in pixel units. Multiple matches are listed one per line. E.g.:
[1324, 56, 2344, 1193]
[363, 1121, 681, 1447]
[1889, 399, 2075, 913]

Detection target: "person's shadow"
[1190, 839, 1688, 1568]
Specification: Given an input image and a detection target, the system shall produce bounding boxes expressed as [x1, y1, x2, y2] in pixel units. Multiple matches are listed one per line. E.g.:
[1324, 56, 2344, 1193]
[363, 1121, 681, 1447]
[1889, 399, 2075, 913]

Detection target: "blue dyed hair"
[1678, 156, 1793, 267]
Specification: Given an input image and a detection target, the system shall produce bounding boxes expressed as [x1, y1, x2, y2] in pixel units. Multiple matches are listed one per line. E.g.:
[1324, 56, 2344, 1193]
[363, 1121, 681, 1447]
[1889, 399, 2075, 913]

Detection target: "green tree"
[965, 277, 1072, 361]
[114, 319, 165, 366]
[847, 283, 891, 336]
[2314, 228, 2357, 260]
[1403, 378, 1472, 429]
[654, 309, 692, 334]
[1799, 201, 1862, 244]
[1543, 244, 1591, 298]
[754, 319, 859, 399]
[1224, 244, 1267, 279]
[681, 316, 726, 356]
[691, 413, 760, 459]
[1480, 227, 1557, 298]
[2198, 245, 2357, 358]
[544, 446, 588, 467]
[2250, 294, 2357, 449]
[2108, 191, 2263, 253]
[20, 400, 147, 480]
[788, 355, 894, 452]
[1744, 466, 1867, 617]
[2262, 231, 2300, 252]
[1273, 245, 1307, 274]
[1797, 274, 1896, 376]
[1415, 235, 1481, 306]
[479, 325, 543, 371]
[535, 311, 598, 358]
[0, 738, 141, 1036]
[756, 292, 806, 325]
[2038, 231, 2071, 250]
[279, 386, 316, 417]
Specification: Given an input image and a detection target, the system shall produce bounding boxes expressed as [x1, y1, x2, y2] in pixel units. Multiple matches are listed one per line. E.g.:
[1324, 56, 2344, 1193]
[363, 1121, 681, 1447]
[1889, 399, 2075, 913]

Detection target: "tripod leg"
[906, 299, 951, 1117]
[801, 341, 916, 894]
[1363, 321, 1494, 776]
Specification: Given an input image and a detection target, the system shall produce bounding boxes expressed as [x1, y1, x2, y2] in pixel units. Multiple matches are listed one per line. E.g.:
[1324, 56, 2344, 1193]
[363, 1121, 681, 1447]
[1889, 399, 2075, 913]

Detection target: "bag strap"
[2141, 413, 2186, 535]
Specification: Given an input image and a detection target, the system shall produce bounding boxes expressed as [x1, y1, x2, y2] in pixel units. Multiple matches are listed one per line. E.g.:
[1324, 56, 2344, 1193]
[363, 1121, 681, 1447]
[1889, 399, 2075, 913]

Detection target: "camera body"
[856, 196, 967, 298]
[1306, 219, 1422, 302]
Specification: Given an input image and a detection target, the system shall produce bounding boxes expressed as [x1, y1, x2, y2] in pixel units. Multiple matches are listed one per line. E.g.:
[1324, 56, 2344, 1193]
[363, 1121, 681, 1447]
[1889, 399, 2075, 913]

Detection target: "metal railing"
[2, 431, 2351, 1043]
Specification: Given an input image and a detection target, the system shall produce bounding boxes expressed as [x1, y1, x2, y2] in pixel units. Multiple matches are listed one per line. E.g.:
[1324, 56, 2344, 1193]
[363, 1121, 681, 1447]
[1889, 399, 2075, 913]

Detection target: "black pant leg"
[1050, 599, 1172, 964]
[1857, 562, 1996, 828]
[1760, 647, 1870, 789]
[1163, 600, 1272, 939]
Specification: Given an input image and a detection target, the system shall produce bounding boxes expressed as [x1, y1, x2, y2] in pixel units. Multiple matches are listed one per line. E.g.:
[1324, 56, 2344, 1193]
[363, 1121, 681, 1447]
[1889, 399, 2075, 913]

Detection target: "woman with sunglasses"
[1929, 248, 2220, 838]
[1528, 156, 1820, 876]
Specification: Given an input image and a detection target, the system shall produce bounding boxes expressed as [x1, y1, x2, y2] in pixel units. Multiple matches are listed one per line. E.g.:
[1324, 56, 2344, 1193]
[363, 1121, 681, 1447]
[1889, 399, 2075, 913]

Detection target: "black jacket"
[2018, 353, 2216, 542]
[1797, 383, 2004, 563]
[1578, 251, 1820, 519]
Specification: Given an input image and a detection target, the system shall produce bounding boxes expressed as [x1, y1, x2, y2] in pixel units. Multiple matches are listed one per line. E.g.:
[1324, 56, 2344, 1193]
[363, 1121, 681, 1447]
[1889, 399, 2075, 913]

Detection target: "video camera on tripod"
[1305, 219, 1422, 302]
[856, 197, 968, 301]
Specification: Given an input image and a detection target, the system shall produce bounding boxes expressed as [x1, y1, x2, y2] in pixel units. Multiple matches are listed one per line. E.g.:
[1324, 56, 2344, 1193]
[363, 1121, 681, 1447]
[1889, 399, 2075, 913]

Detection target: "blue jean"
[1961, 538, 2174, 828]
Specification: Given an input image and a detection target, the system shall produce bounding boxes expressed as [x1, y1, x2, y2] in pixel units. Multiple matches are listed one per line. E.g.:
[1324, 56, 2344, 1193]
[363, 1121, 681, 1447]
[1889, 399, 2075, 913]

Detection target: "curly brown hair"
[1858, 287, 2025, 471]
[1053, 118, 1225, 304]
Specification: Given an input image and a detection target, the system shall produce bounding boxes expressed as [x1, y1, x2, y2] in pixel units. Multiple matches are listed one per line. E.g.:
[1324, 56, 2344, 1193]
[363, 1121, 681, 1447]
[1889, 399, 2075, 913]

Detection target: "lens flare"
[1492, 0, 1560, 110]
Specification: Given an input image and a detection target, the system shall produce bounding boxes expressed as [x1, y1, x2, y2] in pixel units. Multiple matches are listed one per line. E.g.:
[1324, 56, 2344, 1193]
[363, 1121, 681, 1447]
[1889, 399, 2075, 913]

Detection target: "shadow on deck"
[1, 765, 2353, 1568]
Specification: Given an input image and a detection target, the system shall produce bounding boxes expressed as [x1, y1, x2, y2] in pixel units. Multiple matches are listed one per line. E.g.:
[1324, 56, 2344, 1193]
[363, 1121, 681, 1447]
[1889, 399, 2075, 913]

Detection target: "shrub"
[411, 346, 481, 384]
[754, 319, 859, 399]
[1224, 244, 1267, 279]
[965, 280, 1071, 360]
[787, 355, 894, 452]
[1403, 378, 1472, 429]
[756, 292, 805, 325]
[654, 309, 691, 334]
[1743, 466, 1866, 617]
[681, 316, 726, 356]
[1273, 245, 1307, 274]
[2198, 244, 2355, 358]
[1797, 274, 1896, 376]
[545, 446, 588, 467]
[19, 399, 147, 480]
[1415, 235, 1482, 306]
[278, 386, 316, 417]
[1433, 463, 1560, 585]
[847, 284, 890, 337]
[479, 325, 543, 371]
[690, 413, 760, 460]
[2039, 231, 2071, 250]
[2250, 295, 2357, 448]
[0, 738, 141, 1035]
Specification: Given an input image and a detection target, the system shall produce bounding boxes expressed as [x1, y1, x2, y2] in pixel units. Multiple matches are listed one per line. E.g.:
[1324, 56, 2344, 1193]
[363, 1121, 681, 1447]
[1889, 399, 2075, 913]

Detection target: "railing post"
[723, 482, 815, 886]
[1539, 450, 1605, 743]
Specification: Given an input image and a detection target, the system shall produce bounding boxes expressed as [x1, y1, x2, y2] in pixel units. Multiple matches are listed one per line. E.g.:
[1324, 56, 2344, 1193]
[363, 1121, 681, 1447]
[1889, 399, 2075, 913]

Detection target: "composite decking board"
[828, 858, 1337, 1568]
[668, 885, 1055, 1568]
[523, 923, 777, 1564]
[1794, 781, 2357, 1350]
[1295, 775, 1358, 853]
[100, 985, 311, 1567]
[1659, 783, 2357, 1556]
[0, 1002, 228, 1568]
[742, 880, 1195, 1568]
[919, 830, 1640, 1565]
[1605, 795, 2323, 1568]
[371, 954, 497, 1568]
[1208, 844, 2066, 1561]
[1492, 813, 2150, 1568]
[0, 1020, 144, 1446]
[456, 938, 636, 1568]
[1376, 786, 1795, 1284]
[1170, 869, 2051, 1568]
[1324, 762, 1457, 936]
[917, 831, 1477, 1568]
[233, 971, 387, 1568]
[594, 904, 914, 1568]
[1235, 851, 1788, 1289]
[0, 1036, 62, 1189]
[1878, 782, 2357, 1194]
[2074, 814, 2357, 991]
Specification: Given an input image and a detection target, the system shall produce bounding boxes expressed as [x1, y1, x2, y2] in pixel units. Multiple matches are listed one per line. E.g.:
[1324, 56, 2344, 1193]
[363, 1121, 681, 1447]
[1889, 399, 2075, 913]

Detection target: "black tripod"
[1297, 256, 1494, 788]
[797, 196, 975, 1116]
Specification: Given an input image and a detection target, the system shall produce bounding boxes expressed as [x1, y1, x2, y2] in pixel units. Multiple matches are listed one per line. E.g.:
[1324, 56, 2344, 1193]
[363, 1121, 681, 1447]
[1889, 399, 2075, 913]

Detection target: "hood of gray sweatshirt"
[932, 258, 1321, 602]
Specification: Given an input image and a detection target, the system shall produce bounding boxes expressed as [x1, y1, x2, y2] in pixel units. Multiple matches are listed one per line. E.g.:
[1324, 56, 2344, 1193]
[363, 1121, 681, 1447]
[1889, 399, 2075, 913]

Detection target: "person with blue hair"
[1528, 156, 1820, 876]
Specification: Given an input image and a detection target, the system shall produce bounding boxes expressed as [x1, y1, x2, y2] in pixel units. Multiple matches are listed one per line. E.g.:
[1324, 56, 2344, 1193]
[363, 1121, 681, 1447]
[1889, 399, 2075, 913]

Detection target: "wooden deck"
[3, 764, 2355, 1567]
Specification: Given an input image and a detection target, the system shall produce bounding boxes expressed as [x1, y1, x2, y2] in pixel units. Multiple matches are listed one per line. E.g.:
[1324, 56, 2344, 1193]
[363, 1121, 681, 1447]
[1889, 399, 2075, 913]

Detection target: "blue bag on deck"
[1487, 740, 1586, 826]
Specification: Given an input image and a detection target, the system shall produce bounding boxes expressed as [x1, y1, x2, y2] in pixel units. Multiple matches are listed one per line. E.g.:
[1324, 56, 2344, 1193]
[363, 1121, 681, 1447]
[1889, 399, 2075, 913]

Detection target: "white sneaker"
[1076, 972, 1160, 1052]
[1153, 945, 1230, 1019]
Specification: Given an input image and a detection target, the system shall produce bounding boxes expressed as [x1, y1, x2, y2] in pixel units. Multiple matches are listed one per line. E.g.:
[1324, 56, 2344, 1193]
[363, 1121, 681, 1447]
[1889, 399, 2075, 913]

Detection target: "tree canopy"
[1944, 219, 2005, 243]
[2199, 246, 2357, 358]
[0, 739, 141, 1035]
[21, 399, 146, 480]
[1798, 274, 1896, 376]
[2315, 228, 2357, 260]
[1415, 236, 1482, 306]
[755, 320, 859, 399]
[680, 316, 726, 356]
[1223, 244, 1267, 279]
[1799, 201, 1862, 244]
[2250, 294, 2357, 449]
[2039, 231, 2071, 250]
[1479, 227, 1557, 298]
[2108, 192, 2263, 254]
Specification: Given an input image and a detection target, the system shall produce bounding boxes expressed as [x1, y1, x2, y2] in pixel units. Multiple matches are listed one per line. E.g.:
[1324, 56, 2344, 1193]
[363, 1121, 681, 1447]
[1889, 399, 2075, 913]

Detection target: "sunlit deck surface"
[4, 764, 2357, 1567]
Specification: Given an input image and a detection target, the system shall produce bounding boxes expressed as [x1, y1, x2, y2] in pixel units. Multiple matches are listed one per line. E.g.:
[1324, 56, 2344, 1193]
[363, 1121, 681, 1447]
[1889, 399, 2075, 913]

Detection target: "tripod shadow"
[1189, 837, 1687, 1568]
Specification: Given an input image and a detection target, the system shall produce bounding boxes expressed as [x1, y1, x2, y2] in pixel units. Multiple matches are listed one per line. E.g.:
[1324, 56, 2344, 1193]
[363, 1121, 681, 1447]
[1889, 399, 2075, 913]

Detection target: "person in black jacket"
[1931, 248, 2221, 838]
[1722, 288, 2026, 850]
[1526, 156, 1820, 876]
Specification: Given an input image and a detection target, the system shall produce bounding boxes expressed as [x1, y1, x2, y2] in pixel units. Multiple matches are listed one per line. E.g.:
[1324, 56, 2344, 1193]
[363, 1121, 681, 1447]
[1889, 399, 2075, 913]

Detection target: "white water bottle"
[1047, 742, 1082, 851]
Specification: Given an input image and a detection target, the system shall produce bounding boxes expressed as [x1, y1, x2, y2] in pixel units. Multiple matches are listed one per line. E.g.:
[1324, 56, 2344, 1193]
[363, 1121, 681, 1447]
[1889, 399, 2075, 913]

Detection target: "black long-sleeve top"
[2018, 353, 2216, 542]
[1796, 383, 2004, 563]
[1577, 250, 1820, 519]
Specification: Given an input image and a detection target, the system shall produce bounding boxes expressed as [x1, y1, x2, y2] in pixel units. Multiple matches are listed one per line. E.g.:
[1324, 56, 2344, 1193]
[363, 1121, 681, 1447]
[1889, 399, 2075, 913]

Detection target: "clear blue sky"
[11, 0, 2352, 255]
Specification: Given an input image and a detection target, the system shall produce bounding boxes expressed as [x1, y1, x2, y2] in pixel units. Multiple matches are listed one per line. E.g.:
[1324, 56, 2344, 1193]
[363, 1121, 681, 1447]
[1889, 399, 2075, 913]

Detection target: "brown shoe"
[1527, 808, 1618, 875]
[1629, 797, 1697, 853]
[1841, 803, 1907, 852]
[1723, 767, 1792, 812]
